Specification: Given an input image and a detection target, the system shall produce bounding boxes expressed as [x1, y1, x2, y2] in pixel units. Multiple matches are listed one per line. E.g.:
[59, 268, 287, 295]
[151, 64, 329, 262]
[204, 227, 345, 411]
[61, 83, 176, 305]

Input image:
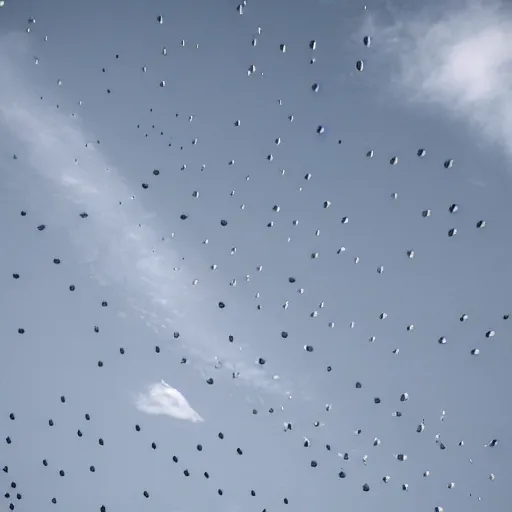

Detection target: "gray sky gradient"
[0, 0, 510, 511]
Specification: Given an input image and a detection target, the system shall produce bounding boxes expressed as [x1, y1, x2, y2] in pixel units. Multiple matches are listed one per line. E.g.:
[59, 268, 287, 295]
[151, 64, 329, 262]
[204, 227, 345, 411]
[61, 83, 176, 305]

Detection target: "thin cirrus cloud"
[365, 0, 512, 160]
[136, 380, 204, 423]
[0, 31, 285, 397]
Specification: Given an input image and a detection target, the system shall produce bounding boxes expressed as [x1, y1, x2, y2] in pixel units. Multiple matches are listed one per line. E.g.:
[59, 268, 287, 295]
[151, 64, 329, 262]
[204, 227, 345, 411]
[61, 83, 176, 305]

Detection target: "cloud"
[365, 0, 512, 159]
[0, 31, 286, 396]
[136, 380, 204, 423]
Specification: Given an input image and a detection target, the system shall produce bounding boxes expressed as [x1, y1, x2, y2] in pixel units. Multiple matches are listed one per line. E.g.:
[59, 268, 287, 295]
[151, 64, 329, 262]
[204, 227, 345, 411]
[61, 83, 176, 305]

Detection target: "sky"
[0, 0, 511, 511]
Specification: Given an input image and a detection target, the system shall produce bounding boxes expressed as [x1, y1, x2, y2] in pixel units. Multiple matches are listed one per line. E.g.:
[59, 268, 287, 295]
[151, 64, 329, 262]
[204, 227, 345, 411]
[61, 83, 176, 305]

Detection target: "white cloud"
[0, 31, 286, 396]
[136, 380, 203, 423]
[365, 0, 512, 159]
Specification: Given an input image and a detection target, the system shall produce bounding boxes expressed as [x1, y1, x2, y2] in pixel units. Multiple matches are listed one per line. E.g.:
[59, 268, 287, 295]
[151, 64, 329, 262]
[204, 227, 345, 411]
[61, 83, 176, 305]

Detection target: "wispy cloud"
[136, 380, 204, 423]
[0, 31, 286, 396]
[364, 0, 512, 159]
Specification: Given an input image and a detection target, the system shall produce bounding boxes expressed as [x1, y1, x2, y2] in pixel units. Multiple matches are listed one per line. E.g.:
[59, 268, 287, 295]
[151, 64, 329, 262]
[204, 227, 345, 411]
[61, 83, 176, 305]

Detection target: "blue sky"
[0, 0, 510, 511]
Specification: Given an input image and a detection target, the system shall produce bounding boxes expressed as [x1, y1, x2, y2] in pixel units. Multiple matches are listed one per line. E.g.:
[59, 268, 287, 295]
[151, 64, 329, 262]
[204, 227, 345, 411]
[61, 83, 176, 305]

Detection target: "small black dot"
[69, 284, 75, 291]
[155, 346, 160, 353]
[218, 301, 225, 309]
